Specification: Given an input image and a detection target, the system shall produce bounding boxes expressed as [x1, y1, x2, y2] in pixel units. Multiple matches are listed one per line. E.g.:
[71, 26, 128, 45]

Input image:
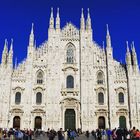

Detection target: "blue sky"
[0, 0, 140, 65]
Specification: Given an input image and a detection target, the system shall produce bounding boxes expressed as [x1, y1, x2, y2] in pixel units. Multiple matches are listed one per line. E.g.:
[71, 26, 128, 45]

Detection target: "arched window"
[98, 92, 104, 104]
[97, 71, 104, 84]
[15, 92, 21, 104]
[36, 92, 42, 104]
[119, 92, 124, 103]
[67, 75, 74, 88]
[67, 45, 74, 64]
[37, 71, 43, 84]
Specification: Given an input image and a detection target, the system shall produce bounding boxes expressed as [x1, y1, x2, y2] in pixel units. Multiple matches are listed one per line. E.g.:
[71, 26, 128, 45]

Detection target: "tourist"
[135, 129, 140, 140]
[58, 128, 64, 140]
[116, 127, 123, 140]
[91, 130, 97, 140]
[112, 128, 117, 140]
[131, 127, 137, 140]
[69, 129, 77, 140]
[96, 129, 102, 140]
[64, 130, 68, 140]
[85, 130, 89, 138]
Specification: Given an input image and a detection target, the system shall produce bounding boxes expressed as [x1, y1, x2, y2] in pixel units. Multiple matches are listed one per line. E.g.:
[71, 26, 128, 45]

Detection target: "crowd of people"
[0, 127, 140, 140]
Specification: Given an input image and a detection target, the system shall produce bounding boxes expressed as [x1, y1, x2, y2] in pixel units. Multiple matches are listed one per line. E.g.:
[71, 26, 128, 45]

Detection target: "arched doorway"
[13, 116, 20, 128]
[65, 109, 75, 130]
[98, 116, 105, 129]
[119, 116, 126, 128]
[35, 116, 42, 129]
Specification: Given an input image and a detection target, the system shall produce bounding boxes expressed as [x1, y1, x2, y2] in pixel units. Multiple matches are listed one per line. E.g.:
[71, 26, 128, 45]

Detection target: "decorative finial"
[4, 39, 8, 46]
[51, 7, 53, 18]
[126, 41, 129, 52]
[106, 24, 110, 36]
[56, 7, 60, 18]
[31, 23, 34, 34]
[81, 8, 84, 18]
[87, 8, 90, 18]
[10, 38, 13, 50]
[57, 7, 59, 13]
[131, 41, 136, 52]
[132, 41, 135, 47]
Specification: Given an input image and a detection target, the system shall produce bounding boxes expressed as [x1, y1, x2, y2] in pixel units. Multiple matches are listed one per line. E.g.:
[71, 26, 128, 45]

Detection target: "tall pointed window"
[67, 75, 74, 88]
[98, 92, 104, 104]
[37, 71, 43, 84]
[15, 92, 21, 104]
[119, 92, 124, 104]
[36, 92, 42, 104]
[97, 71, 104, 84]
[67, 44, 74, 64]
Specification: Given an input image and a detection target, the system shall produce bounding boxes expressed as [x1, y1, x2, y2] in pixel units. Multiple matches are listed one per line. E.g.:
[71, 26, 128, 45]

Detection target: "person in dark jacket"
[116, 127, 123, 140]
[58, 128, 64, 140]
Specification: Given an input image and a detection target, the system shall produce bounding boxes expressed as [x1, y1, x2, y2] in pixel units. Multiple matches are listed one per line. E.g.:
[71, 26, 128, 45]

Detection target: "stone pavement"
[35, 133, 107, 140]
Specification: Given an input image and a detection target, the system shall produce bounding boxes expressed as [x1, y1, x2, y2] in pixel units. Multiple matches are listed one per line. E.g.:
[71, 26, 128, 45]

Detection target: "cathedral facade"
[0, 8, 140, 131]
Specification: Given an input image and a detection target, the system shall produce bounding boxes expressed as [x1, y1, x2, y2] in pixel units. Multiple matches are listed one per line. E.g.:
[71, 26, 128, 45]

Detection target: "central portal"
[65, 109, 75, 130]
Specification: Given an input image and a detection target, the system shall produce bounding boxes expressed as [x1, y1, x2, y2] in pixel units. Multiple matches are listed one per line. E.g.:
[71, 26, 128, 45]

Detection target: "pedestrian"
[58, 128, 64, 140]
[85, 130, 89, 138]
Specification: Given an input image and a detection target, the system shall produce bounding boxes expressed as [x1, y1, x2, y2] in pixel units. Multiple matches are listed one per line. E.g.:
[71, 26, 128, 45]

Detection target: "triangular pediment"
[61, 23, 79, 41]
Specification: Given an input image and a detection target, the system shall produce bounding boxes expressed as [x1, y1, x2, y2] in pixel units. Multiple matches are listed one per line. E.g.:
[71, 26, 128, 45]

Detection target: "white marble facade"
[0, 8, 140, 131]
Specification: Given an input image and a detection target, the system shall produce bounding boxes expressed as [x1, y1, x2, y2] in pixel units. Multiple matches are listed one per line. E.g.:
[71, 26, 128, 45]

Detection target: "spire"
[131, 41, 136, 53]
[3, 39, 8, 53]
[8, 38, 13, 66]
[29, 23, 34, 47]
[126, 41, 129, 53]
[131, 41, 138, 65]
[56, 7, 60, 29]
[2, 39, 8, 65]
[49, 7, 54, 29]
[106, 24, 110, 36]
[126, 41, 132, 66]
[80, 8, 85, 30]
[10, 38, 13, 52]
[86, 8, 91, 30]
[106, 24, 111, 48]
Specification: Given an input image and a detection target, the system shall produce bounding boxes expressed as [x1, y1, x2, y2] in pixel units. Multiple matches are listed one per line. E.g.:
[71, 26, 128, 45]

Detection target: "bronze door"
[119, 116, 126, 128]
[98, 116, 105, 129]
[65, 109, 75, 130]
[13, 116, 20, 129]
[35, 116, 42, 129]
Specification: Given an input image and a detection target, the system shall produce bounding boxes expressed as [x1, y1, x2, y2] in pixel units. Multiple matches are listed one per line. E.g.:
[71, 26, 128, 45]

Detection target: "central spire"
[106, 24, 111, 48]
[29, 23, 34, 47]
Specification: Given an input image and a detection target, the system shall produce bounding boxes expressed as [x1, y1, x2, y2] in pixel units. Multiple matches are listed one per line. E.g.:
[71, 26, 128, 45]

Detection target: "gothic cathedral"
[0, 8, 140, 131]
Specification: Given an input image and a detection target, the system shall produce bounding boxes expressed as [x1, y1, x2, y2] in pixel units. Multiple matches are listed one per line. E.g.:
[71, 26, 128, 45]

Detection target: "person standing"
[58, 128, 64, 140]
